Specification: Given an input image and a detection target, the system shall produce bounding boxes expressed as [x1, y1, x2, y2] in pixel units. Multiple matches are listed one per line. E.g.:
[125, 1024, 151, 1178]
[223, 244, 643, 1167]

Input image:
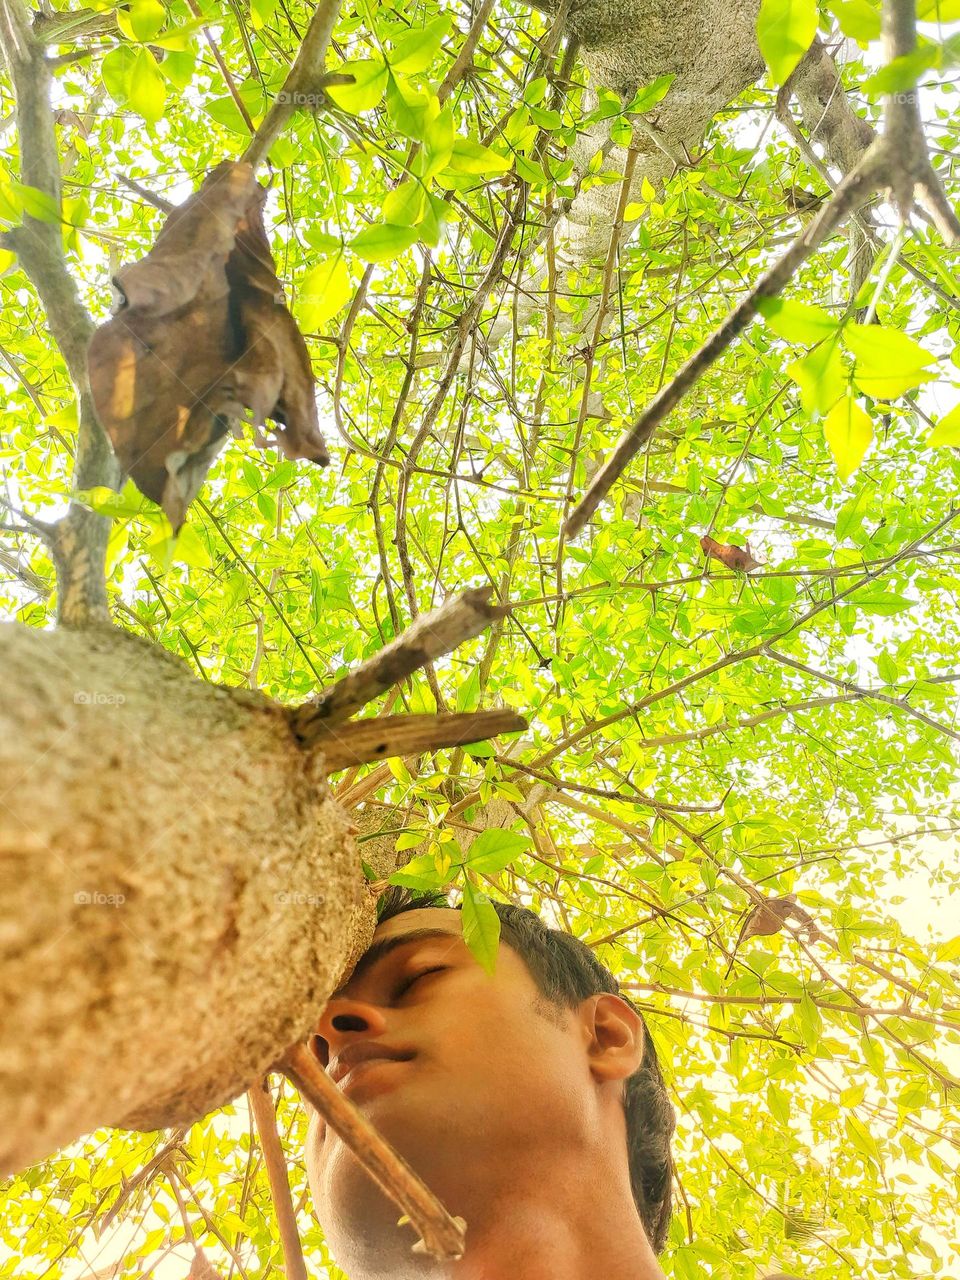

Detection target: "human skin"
[305, 906, 666, 1280]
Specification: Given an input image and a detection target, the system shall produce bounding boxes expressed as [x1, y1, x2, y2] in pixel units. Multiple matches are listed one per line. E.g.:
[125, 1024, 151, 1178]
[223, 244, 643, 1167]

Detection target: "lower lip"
[339, 1057, 411, 1093]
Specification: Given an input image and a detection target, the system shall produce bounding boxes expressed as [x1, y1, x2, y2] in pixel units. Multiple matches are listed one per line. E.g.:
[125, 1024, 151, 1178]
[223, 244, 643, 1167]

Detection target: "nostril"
[331, 1013, 371, 1032]
[312, 1034, 329, 1068]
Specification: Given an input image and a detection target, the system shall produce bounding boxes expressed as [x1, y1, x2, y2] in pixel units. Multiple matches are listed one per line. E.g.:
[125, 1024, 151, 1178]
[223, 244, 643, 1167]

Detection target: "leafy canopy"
[1, 0, 960, 1277]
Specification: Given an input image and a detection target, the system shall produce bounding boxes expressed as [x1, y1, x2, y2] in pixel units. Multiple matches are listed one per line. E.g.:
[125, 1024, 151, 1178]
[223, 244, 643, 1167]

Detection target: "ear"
[582, 993, 645, 1084]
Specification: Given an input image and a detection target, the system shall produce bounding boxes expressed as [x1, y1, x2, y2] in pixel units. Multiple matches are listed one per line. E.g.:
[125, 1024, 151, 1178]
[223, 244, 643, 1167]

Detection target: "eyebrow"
[330, 928, 460, 999]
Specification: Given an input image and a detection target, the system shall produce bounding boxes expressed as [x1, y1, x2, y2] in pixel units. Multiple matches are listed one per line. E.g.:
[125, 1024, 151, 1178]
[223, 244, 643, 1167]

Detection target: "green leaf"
[757, 0, 818, 83]
[76, 480, 146, 518]
[386, 73, 438, 141]
[298, 255, 352, 328]
[325, 59, 388, 113]
[625, 74, 675, 114]
[382, 179, 426, 226]
[927, 402, 960, 446]
[388, 851, 453, 890]
[823, 393, 874, 482]
[876, 651, 899, 683]
[117, 0, 166, 42]
[464, 829, 531, 876]
[101, 45, 136, 102]
[845, 1113, 881, 1167]
[851, 589, 915, 615]
[448, 138, 512, 176]
[757, 297, 837, 343]
[917, 0, 960, 17]
[388, 15, 452, 74]
[158, 46, 196, 90]
[421, 104, 455, 176]
[826, 0, 882, 41]
[834, 486, 870, 542]
[11, 183, 59, 224]
[350, 223, 419, 263]
[204, 82, 264, 133]
[250, 0, 278, 28]
[460, 879, 501, 975]
[787, 339, 846, 416]
[128, 47, 166, 123]
[863, 45, 939, 96]
[844, 322, 937, 398]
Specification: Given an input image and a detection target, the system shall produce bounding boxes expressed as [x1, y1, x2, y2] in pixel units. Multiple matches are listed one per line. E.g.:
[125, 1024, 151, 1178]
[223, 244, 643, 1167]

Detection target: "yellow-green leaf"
[460, 879, 501, 976]
[826, 0, 882, 41]
[757, 0, 818, 83]
[325, 59, 388, 113]
[128, 47, 166, 123]
[824, 394, 874, 482]
[928, 402, 960, 446]
[117, 0, 166, 42]
[843, 322, 935, 369]
[350, 223, 419, 263]
[382, 179, 426, 226]
[448, 138, 512, 175]
[787, 340, 846, 416]
[758, 297, 837, 343]
[917, 0, 960, 21]
[388, 15, 452, 74]
[298, 254, 353, 329]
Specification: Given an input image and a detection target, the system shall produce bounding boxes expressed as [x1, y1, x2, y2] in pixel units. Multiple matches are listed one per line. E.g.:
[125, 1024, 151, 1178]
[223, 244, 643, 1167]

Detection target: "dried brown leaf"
[700, 534, 762, 573]
[87, 160, 329, 530]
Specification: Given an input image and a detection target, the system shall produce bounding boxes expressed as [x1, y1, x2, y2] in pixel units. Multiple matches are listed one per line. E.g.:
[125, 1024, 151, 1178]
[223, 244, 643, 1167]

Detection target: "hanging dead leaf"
[739, 894, 797, 943]
[700, 534, 762, 572]
[86, 160, 329, 530]
[187, 1250, 223, 1280]
[724, 893, 809, 978]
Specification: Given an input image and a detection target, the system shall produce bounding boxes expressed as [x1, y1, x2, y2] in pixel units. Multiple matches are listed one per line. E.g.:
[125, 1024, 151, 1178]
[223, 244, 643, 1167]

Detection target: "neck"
[446, 1181, 664, 1280]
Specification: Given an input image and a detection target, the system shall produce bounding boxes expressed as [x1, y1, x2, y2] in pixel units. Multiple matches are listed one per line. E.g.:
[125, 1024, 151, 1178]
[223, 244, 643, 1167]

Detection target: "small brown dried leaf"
[700, 534, 762, 573]
[187, 1249, 223, 1280]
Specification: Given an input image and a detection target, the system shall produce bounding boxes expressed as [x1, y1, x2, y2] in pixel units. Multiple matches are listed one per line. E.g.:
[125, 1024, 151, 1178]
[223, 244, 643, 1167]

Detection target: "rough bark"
[484, 1, 875, 349]
[0, 622, 364, 1173]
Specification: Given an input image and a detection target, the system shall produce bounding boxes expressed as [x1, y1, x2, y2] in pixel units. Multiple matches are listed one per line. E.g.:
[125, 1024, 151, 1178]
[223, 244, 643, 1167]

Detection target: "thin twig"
[243, 0, 342, 169]
[247, 1079, 308, 1280]
[276, 1041, 467, 1262]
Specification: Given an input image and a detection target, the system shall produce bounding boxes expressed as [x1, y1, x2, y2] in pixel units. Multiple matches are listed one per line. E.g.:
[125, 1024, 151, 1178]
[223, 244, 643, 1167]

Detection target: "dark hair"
[375, 884, 676, 1253]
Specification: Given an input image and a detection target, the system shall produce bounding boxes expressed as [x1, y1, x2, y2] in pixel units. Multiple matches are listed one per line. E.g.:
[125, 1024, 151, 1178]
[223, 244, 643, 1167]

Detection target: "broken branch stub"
[292, 587, 512, 738]
[314, 709, 527, 773]
[86, 160, 329, 531]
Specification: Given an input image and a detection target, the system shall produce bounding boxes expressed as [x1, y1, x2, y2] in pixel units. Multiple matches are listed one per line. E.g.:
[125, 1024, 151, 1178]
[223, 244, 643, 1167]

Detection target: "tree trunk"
[0, 621, 369, 1174]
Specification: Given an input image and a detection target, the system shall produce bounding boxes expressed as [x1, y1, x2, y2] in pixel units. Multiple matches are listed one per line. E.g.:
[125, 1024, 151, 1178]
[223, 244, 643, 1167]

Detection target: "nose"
[311, 992, 390, 1069]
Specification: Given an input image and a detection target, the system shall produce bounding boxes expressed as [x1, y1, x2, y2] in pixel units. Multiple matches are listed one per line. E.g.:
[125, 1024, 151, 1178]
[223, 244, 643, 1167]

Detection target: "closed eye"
[394, 966, 447, 1000]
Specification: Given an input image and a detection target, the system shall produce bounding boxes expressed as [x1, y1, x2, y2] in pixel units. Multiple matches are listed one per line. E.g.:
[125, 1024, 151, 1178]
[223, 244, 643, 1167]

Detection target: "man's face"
[305, 907, 632, 1277]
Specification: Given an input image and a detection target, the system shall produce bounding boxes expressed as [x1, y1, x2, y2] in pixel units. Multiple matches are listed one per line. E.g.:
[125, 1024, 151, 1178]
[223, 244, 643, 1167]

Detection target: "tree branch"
[242, 0, 342, 169]
[0, 0, 120, 626]
[276, 1042, 467, 1263]
[312, 709, 526, 772]
[564, 0, 960, 538]
[246, 1079, 308, 1280]
[291, 587, 511, 735]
